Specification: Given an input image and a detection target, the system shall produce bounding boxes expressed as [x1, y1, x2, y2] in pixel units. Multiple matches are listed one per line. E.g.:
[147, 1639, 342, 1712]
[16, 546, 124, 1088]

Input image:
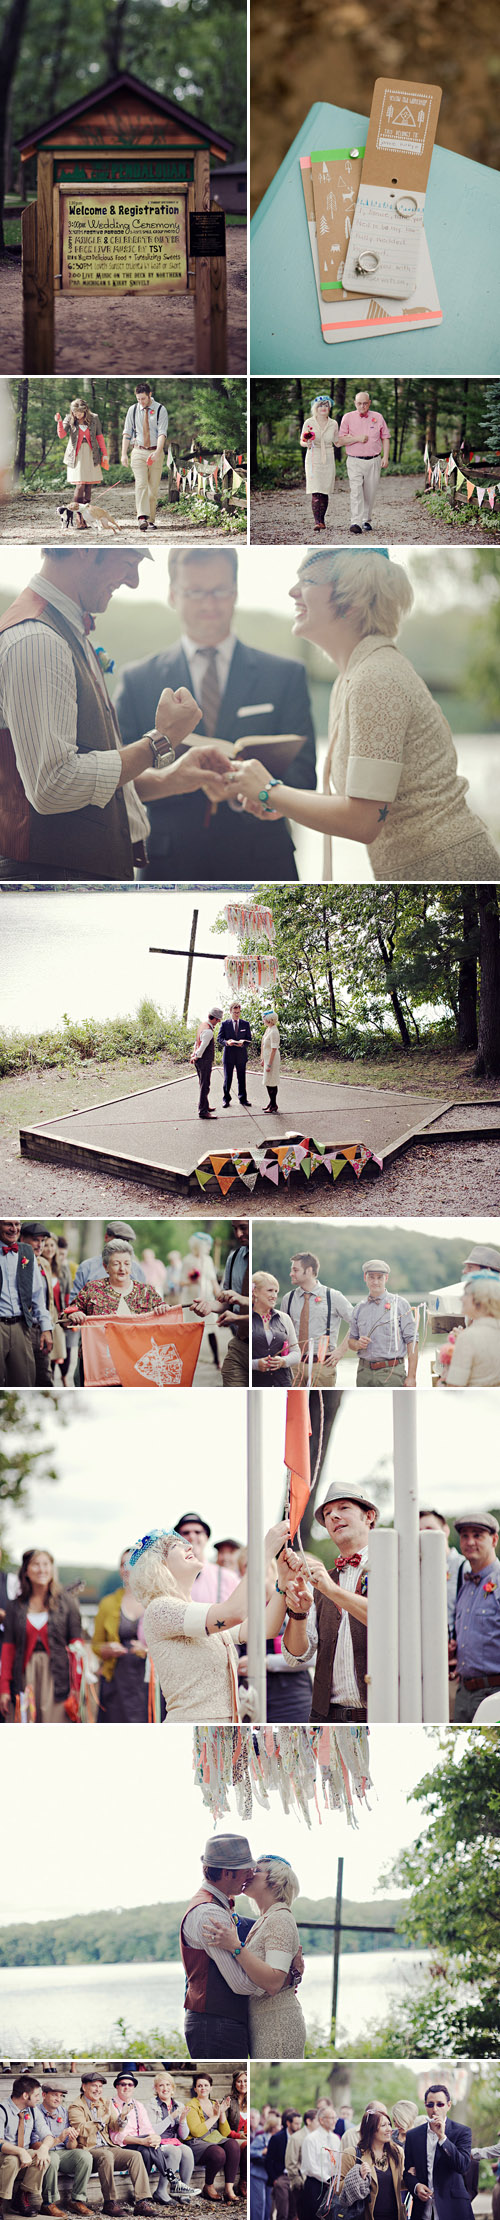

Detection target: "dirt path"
[249, 473, 489, 546]
[0, 483, 246, 544]
[0, 232, 247, 373]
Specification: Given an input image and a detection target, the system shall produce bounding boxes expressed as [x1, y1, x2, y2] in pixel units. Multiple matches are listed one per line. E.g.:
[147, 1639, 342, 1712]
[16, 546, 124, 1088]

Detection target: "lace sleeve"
[144, 1595, 207, 1642]
[345, 660, 412, 802]
[260, 1906, 296, 1970]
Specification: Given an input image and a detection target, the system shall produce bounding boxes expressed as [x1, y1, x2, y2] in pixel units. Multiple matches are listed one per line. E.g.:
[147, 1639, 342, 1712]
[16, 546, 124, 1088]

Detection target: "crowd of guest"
[0, 2066, 247, 2213]
[0, 1221, 248, 1389]
[250, 2085, 481, 2220]
[2, 1491, 499, 1723]
[251, 1243, 500, 1388]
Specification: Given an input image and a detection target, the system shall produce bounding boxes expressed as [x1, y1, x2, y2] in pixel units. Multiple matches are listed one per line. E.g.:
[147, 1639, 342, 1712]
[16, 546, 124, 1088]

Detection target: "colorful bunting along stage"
[193, 1724, 372, 1827]
[423, 443, 500, 509]
[194, 1138, 383, 1193]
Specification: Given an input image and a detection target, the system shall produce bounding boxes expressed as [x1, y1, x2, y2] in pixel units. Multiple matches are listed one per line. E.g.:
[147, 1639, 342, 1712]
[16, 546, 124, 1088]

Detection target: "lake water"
[0, 1947, 431, 2054]
[0, 889, 235, 1038]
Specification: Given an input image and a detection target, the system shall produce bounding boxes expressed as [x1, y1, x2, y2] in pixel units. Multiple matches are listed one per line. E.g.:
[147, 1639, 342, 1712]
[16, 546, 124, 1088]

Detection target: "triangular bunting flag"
[330, 1156, 346, 1179]
[301, 1157, 312, 1178]
[476, 487, 485, 507]
[208, 1155, 230, 1173]
[466, 480, 474, 501]
[456, 468, 465, 488]
[262, 1162, 280, 1184]
[488, 487, 496, 508]
[423, 442, 429, 464]
[238, 1168, 259, 1191]
[232, 470, 241, 490]
[447, 454, 456, 473]
[220, 452, 231, 476]
[166, 445, 173, 467]
[216, 1174, 237, 1194]
[194, 1168, 213, 1188]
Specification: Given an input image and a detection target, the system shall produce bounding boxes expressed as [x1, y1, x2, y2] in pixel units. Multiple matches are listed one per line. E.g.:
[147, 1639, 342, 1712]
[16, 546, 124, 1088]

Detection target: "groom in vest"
[180, 1832, 257, 2057]
[306, 1483, 377, 1723]
[0, 1218, 52, 1385]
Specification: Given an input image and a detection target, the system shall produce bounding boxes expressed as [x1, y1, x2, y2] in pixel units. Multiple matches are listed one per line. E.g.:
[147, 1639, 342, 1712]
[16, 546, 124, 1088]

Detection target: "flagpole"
[245, 1393, 267, 1723]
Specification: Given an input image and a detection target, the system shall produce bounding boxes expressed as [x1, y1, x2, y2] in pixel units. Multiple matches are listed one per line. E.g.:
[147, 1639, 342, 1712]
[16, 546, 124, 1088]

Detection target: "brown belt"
[461, 1674, 500, 1691]
[361, 1357, 404, 1371]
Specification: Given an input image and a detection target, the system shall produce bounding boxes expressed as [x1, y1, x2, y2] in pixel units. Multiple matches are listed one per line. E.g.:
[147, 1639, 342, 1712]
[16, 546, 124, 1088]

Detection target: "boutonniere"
[21, 1254, 29, 1267]
[483, 1580, 496, 1593]
[95, 646, 115, 675]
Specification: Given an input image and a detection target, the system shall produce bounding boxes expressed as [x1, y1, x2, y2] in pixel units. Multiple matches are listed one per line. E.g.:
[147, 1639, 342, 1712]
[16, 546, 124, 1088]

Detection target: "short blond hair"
[252, 1270, 279, 1299]
[255, 1855, 300, 1906]
[298, 549, 413, 637]
[129, 1533, 185, 1608]
[468, 1284, 500, 1321]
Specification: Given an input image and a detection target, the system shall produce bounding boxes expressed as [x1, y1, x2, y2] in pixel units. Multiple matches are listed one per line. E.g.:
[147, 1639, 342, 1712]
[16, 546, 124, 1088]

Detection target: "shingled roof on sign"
[17, 70, 233, 158]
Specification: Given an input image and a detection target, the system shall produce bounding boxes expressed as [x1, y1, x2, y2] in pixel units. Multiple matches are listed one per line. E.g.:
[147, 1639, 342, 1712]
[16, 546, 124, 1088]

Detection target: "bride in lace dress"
[208, 1853, 307, 2058]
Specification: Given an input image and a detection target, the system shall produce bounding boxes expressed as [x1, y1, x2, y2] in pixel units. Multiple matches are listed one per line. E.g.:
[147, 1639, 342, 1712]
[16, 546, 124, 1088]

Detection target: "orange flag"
[83, 1314, 203, 1387]
[285, 1389, 311, 1537]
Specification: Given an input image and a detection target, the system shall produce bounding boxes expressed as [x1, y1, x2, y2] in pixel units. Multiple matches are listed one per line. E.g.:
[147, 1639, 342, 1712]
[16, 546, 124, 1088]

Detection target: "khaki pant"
[0, 2151, 49, 2202]
[294, 1356, 340, 1387]
[0, 1315, 36, 1385]
[222, 1334, 249, 1386]
[130, 446, 164, 520]
[91, 2146, 150, 2200]
[356, 1357, 406, 1387]
[346, 452, 382, 526]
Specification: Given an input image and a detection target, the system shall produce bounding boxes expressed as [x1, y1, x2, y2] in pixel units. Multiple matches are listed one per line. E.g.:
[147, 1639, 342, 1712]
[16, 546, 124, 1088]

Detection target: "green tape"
[311, 145, 366, 161]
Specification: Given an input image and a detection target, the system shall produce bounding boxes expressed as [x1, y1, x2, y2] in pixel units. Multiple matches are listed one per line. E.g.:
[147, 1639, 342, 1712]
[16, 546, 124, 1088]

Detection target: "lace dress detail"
[324, 635, 500, 881]
[301, 419, 338, 494]
[247, 1906, 306, 2058]
[142, 1593, 240, 1722]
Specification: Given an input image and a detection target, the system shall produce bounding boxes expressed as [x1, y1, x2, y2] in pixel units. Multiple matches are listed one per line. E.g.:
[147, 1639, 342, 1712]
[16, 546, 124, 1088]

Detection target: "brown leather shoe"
[67, 2204, 95, 2215]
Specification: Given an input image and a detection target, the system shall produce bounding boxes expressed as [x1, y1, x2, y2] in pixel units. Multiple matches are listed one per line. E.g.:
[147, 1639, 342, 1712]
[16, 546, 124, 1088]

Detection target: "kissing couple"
[180, 1831, 306, 2059]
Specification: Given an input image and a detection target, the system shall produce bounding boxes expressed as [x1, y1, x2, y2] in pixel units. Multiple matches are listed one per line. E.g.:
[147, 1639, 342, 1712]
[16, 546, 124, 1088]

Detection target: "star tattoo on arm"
[378, 804, 389, 821]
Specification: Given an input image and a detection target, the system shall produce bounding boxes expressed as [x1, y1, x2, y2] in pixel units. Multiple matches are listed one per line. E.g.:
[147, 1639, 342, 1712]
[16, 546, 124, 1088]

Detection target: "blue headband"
[128, 1527, 180, 1567]
[313, 394, 331, 406]
[302, 546, 390, 567]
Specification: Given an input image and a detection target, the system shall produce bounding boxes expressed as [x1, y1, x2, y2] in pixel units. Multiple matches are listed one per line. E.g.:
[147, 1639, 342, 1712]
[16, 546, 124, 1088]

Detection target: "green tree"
[0, 1389, 67, 1552]
[374, 1728, 500, 2054]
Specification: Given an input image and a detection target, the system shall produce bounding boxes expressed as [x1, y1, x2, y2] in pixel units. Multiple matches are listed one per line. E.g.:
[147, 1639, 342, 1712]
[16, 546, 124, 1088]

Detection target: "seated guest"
[446, 1275, 500, 1386]
[348, 1260, 418, 1388]
[252, 1272, 301, 1387]
[340, 2105, 404, 2220]
[110, 2070, 192, 2204]
[0, 2074, 53, 2212]
[0, 1217, 52, 1386]
[128, 1520, 308, 1722]
[299, 2103, 340, 2220]
[185, 2076, 240, 2205]
[68, 2071, 151, 2210]
[113, 547, 317, 881]
[34, 2080, 93, 2213]
[150, 2073, 195, 2198]
[227, 2072, 247, 2196]
[0, 1547, 82, 1722]
[92, 1550, 149, 1722]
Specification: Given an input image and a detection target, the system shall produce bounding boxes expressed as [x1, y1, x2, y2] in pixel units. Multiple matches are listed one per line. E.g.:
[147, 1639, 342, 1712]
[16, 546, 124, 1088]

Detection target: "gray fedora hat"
[315, 1482, 379, 1528]
[203, 1833, 254, 1869]
[462, 1244, 500, 1273]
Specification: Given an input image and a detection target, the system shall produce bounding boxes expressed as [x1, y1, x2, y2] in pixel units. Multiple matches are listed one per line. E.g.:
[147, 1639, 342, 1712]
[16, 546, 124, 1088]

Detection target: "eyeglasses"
[184, 585, 234, 602]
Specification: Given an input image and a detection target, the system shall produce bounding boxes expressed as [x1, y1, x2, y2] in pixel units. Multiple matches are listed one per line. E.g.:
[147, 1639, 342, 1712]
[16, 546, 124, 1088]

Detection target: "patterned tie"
[298, 1291, 310, 1353]
[143, 407, 151, 449]
[198, 646, 221, 737]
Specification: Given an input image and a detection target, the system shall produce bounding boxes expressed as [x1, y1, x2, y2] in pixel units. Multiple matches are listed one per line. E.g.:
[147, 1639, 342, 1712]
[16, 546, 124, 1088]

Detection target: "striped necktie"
[198, 646, 221, 736]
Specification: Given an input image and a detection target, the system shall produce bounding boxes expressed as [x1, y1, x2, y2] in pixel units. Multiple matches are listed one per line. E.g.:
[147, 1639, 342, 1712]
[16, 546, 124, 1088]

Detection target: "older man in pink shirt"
[339, 389, 390, 533]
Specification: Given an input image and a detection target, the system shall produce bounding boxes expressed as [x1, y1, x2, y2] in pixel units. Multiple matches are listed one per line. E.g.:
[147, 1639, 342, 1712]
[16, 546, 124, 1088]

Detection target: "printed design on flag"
[135, 1337, 184, 1385]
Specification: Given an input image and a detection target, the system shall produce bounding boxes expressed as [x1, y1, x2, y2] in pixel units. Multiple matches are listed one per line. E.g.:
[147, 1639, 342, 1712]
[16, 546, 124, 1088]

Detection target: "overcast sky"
[3, 1386, 499, 1566]
[0, 1723, 444, 1925]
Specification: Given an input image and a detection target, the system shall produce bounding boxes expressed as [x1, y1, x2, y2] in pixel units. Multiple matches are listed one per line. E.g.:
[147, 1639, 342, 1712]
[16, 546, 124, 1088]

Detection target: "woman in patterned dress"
[226, 549, 500, 883]
[204, 1854, 307, 2058]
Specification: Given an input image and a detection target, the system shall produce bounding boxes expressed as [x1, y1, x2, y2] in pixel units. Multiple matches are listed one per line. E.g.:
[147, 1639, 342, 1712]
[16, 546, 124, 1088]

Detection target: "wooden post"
[330, 1855, 344, 2049]
[183, 908, 199, 1022]
[194, 148, 211, 372]
[210, 198, 227, 371]
[23, 151, 54, 371]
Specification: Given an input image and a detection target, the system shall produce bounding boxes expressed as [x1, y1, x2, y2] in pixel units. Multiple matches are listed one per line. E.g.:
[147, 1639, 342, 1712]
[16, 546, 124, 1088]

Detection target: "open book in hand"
[177, 732, 308, 770]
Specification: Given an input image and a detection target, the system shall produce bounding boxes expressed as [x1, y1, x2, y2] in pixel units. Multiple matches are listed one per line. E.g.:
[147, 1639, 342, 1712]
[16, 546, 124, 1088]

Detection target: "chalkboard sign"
[190, 209, 226, 257]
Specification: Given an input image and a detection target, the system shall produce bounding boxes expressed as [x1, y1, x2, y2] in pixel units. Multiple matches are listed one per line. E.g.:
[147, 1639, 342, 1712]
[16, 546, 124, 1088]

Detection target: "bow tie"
[83, 612, 96, 634]
[335, 1552, 362, 1572]
[1, 1241, 18, 1253]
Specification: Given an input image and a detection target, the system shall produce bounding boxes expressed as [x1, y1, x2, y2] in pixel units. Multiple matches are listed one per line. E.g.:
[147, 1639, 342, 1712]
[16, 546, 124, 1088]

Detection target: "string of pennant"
[224, 953, 278, 992]
[194, 1138, 383, 1194]
[423, 443, 500, 509]
[165, 441, 247, 501]
[193, 1723, 372, 1827]
[222, 902, 276, 943]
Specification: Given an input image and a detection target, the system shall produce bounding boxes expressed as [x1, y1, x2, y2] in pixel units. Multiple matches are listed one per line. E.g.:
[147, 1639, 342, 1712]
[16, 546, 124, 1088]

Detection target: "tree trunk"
[106, 382, 120, 465]
[42, 0, 71, 120]
[453, 378, 469, 455]
[392, 378, 399, 463]
[104, 0, 130, 74]
[474, 886, 500, 1076]
[250, 402, 258, 478]
[293, 379, 303, 432]
[334, 379, 346, 417]
[458, 888, 479, 1050]
[303, 955, 326, 1043]
[425, 386, 439, 455]
[322, 901, 337, 1035]
[376, 927, 411, 1048]
[15, 378, 29, 472]
[0, 0, 32, 253]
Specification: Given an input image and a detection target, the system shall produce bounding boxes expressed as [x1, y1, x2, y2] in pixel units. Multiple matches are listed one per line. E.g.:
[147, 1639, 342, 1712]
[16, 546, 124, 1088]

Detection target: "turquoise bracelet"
[259, 777, 282, 813]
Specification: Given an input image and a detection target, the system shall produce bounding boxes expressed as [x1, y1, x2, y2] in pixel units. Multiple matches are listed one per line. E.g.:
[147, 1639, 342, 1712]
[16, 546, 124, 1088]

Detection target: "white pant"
[131, 445, 164, 519]
[346, 452, 382, 526]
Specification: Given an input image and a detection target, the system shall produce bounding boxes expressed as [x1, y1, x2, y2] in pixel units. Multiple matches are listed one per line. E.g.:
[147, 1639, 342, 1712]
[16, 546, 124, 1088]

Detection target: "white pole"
[393, 1393, 423, 1720]
[420, 1529, 449, 1722]
[367, 1528, 399, 1720]
[244, 1391, 267, 1723]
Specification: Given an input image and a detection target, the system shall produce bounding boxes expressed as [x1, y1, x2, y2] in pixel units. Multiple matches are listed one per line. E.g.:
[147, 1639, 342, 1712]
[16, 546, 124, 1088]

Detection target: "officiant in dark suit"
[404, 2086, 474, 2220]
[113, 548, 317, 879]
[218, 1003, 252, 1107]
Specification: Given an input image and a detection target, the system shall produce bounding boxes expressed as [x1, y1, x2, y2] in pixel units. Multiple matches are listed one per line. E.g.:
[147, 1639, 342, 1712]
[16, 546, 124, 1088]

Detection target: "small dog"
[56, 502, 122, 536]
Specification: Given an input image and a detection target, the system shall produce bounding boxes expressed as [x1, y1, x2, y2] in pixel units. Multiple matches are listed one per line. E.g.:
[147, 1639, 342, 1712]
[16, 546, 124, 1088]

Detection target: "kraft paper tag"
[343, 78, 441, 297]
[310, 146, 365, 296]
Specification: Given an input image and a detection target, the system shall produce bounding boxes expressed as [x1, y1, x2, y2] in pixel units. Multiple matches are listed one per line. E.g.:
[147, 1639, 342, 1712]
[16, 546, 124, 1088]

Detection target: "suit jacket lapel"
[216, 640, 258, 738]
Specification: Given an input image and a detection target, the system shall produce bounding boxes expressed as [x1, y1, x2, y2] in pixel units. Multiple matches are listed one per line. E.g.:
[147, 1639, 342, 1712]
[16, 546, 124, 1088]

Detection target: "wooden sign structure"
[18, 71, 232, 372]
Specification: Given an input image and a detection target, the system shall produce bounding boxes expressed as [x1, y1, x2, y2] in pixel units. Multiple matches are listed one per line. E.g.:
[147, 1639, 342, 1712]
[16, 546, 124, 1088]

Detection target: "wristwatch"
[144, 728, 175, 768]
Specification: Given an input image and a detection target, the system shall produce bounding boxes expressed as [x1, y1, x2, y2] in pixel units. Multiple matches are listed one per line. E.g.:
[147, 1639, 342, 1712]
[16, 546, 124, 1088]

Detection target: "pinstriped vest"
[0, 590, 133, 877]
